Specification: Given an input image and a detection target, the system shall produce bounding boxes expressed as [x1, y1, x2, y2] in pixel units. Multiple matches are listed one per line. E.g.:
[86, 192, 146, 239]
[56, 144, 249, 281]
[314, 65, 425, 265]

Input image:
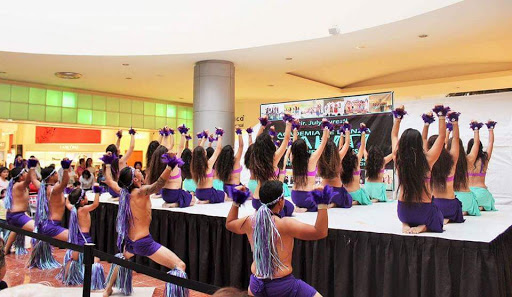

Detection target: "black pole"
[83, 243, 94, 297]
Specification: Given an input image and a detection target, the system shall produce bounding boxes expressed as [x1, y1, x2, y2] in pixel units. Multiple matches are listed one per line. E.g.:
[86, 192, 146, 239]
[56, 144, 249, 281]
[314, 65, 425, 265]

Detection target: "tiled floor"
[3, 248, 210, 297]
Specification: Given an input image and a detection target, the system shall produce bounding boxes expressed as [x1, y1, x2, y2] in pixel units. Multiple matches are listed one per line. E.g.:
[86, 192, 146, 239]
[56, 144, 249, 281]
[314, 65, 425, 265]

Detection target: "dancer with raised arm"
[217, 126, 245, 199]
[104, 153, 188, 297]
[277, 142, 292, 198]
[341, 123, 371, 205]
[318, 121, 353, 208]
[468, 120, 497, 211]
[394, 105, 446, 234]
[104, 129, 136, 198]
[226, 180, 328, 297]
[291, 119, 331, 212]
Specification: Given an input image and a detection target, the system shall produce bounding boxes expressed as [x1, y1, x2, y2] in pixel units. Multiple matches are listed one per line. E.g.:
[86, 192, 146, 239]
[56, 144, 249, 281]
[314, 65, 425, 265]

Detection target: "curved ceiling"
[0, 0, 460, 55]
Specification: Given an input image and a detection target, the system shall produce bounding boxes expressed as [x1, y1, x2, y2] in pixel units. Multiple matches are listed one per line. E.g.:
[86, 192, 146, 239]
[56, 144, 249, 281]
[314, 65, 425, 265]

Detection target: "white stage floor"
[95, 193, 512, 244]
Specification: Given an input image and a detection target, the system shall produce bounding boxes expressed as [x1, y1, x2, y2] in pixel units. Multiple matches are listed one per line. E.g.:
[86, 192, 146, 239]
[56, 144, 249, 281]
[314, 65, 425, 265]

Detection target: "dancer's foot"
[443, 219, 449, 225]
[103, 286, 113, 297]
[408, 225, 427, 234]
[402, 223, 411, 234]
[162, 202, 179, 208]
[371, 199, 379, 203]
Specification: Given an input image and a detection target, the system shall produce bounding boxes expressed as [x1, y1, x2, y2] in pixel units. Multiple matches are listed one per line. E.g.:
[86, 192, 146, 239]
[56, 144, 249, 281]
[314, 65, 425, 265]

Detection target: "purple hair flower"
[432, 105, 450, 117]
[259, 117, 269, 127]
[470, 121, 484, 131]
[27, 158, 39, 169]
[291, 120, 301, 131]
[392, 108, 407, 119]
[128, 128, 136, 135]
[178, 124, 189, 134]
[60, 159, 72, 169]
[215, 127, 224, 136]
[282, 113, 294, 123]
[246, 127, 253, 134]
[321, 119, 334, 131]
[486, 120, 497, 129]
[446, 122, 453, 131]
[116, 130, 123, 139]
[236, 128, 242, 135]
[421, 113, 435, 124]
[447, 111, 460, 122]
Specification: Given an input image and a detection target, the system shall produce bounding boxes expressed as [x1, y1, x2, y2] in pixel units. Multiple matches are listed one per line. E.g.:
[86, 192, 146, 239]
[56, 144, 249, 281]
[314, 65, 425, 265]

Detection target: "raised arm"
[285, 199, 328, 240]
[447, 112, 460, 162]
[54, 167, 70, 194]
[310, 126, 330, 163]
[120, 130, 136, 169]
[168, 130, 175, 151]
[273, 121, 292, 167]
[247, 128, 254, 145]
[115, 130, 122, 152]
[339, 126, 351, 160]
[487, 121, 495, 160]
[82, 186, 102, 212]
[104, 164, 121, 194]
[282, 146, 291, 171]
[208, 134, 223, 168]
[391, 107, 405, 160]
[426, 106, 447, 168]
[177, 134, 186, 158]
[357, 131, 367, 162]
[234, 128, 244, 163]
[198, 130, 208, 147]
[65, 198, 73, 211]
[140, 157, 173, 196]
[467, 123, 481, 163]
[422, 123, 430, 152]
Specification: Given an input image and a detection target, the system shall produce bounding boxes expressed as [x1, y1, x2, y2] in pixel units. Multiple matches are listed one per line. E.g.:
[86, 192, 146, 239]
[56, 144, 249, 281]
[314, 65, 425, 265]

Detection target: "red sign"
[35, 127, 101, 144]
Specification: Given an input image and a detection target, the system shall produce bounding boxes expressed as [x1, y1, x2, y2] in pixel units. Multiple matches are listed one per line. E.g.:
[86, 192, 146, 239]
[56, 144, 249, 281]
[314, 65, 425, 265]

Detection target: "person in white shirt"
[79, 170, 95, 191]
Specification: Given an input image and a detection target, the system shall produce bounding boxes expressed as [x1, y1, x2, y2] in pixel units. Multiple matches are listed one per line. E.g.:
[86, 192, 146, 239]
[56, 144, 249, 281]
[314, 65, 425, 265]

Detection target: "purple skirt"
[40, 220, 67, 237]
[161, 188, 193, 208]
[125, 234, 162, 257]
[330, 187, 353, 208]
[397, 201, 444, 233]
[249, 274, 317, 297]
[291, 190, 317, 212]
[77, 232, 93, 246]
[433, 197, 465, 223]
[195, 187, 225, 204]
[252, 198, 294, 217]
[6, 211, 32, 228]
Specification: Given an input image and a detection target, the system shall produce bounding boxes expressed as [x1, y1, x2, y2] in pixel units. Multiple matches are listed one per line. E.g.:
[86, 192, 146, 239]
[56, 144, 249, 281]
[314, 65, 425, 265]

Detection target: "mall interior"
[0, 0, 511, 297]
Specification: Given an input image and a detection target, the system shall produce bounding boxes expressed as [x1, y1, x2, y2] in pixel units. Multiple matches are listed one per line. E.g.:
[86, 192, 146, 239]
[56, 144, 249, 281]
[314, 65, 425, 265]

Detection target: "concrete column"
[193, 60, 235, 146]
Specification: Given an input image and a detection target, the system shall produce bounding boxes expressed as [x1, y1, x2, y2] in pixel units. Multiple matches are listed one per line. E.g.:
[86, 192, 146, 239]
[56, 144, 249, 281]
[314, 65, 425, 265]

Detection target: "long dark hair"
[206, 147, 215, 159]
[341, 147, 358, 184]
[181, 148, 193, 179]
[396, 129, 430, 203]
[105, 144, 119, 180]
[366, 146, 384, 180]
[427, 135, 453, 191]
[291, 139, 310, 188]
[68, 188, 85, 209]
[191, 146, 208, 183]
[318, 139, 341, 179]
[106, 144, 118, 156]
[448, 138, 468, 191]
[216, 145, 235, 183]
[86, 158, 93, 168]
[118, 167, 138, 192]
[467, 138, 488, 171]
[251, 134, 276, 183]
[147, 145, 168, 184]
[244, 144, 254, 170]
[146, 140, 160, 169]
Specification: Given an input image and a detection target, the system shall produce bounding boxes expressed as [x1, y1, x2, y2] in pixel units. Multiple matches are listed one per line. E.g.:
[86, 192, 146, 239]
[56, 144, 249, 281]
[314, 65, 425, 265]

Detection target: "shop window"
[93, 95, 106, 111]
[132, 114, 144, 128]
[132, 101, 143, 115]
[155, 117, 166, 129]
[120, 99, 132, 113]
[166, 104, 176, 118]
[144, 115, 155, 129]
[106, 112, 120, 127]
[106, 97, 120, 112]
[46, 90, 62, 106]
[156, 103, 166, 117]
[93, 110, 106, 126]
[0, 102, 10, 118]
[119, 113, 132, 128]
[144, 102, 155, 116]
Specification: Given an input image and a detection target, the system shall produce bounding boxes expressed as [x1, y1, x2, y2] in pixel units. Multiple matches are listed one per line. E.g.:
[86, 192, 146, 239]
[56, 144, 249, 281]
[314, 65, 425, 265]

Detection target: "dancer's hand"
[268, 126, 277, 137]
[486, 120, 497, 130]
[61, 158, 72, 169]
[469, 120, 483, 130]
[178, 124, 189, 135]
[235, 126, 242, 135]
[421, 112, 435, 125]
[432, 104, 450, 117]
[446, 111, 460, 122]
[259, 116, 269, 127]
[161, 152, 184, 169]
[100, 152, 117, 165]
[246, 127, 253, 134]
[392, 105, 407, 119]
[232, 185, 251, 207]
[128, 128, 136, 135]
[116, 130, 123, 139]
[27, 158, 39, 169]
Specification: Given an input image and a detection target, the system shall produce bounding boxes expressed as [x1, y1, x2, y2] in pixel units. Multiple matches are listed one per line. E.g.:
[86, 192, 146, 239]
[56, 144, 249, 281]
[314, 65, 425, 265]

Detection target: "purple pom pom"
[288, 140, 293, 147]
[93, 185, 103, 194]
[274, 140, 280, 147]
[177, 124, 189, 134]
[168, 128, 175, 135]
[196, 132, 206, 139]
[432, 105, 451, 117]
[470, 121, 484, 130]
[64, 187, 73, 195]
[208, 135, 216, 143]
[128, 128, 136, 135]
[185, 135, 192, 141]
[292, 121, 301, 131]
[259, 117, 269, 127]
[232, 187, 251, 205]
[268, 129, 277, 137]
[421, 113, 435, 124]
[312, 186, 334, 205]
[321, 120, 334, 131]
[116, 130, 123, 139]
[215, 127, 224, 136]
[159, 129, 165, 136]
[358, 123, 370, 134]
[392, 108, 407, 119]
[340, 122, 352, 133]
[446, 122, 453, 131]
[246, 127, 253, 134]
[447, 112, 460, 122]
[236, 128, 242, 135]
[161, 154, 184, 169]
[27, 159, 39, 169]
[486, 120, 497, 129]
[282, 113, 294, 123]
[99, 153, 117, 165]
[60, 159, 72, 169]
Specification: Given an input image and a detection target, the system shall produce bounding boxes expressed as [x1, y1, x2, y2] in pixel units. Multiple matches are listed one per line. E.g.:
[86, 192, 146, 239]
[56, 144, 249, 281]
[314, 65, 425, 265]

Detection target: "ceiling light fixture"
[179, 97, 184, 99]
[55, 72, 82, 79]
[122, 63, 130, 66]
[0, 71, 6, 74]
[356, 45, 366, 49]
[418, 34, 429, 38]
[267, 84, 274, 87]
[125, 77, 132, 80]
[285, 57, 293, 60]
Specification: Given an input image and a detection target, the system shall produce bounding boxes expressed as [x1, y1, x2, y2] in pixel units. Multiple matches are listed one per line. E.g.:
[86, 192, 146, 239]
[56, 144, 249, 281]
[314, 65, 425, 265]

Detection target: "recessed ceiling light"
[418, 34, 429, 38]
[267, 84, 274, 87]
[125, 77, 132, 80]
[122, 63, 130, 66]
[0, 71, 6, 74]
[179, 97, 184, 99]
[356, 45, 366, 49]
[157, 74, 164, 77]
[55, 72, 82, 79]
[285, 57, 293, 60]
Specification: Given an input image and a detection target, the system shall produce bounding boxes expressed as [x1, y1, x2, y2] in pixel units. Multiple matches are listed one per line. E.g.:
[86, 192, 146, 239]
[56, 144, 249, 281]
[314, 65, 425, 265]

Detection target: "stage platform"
[88, 193, 512, 297]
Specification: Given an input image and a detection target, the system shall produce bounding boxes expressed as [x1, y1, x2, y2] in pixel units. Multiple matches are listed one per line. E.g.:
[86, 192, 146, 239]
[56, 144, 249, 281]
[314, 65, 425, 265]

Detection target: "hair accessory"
[246, 127, 253, 134]
[469, 121, 484, 130]
[259, 117, 269, 127]
[447, 111, 460, 122]
[392, 108, 407, 119]
[282, 113, 294, 123]
[432, 105, 450, 117]
[178, 124, 189, 134]
[421, 113, 435, 124]
[236, 128, 242, 135]
[485, 120, 497, 129]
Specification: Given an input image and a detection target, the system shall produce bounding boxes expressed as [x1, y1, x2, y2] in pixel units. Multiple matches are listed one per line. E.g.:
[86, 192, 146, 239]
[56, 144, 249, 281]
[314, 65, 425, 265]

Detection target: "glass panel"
[10, 103, 28, 119]
[77, 93, 92, 109]
[106, 112, 120, 127]
[0, 84, 10, 101]
[166, 118, 177, 130]
[46, 90, 62, 106]
[119, 113, 132, 128]
[131, 114, 144, 128]
[29, 88, 46, 105]
[143, 102, 155, 116]
[177, 106, 188, 119]
[155, 103, 166, 117]
[11, 85, 29, 103]
[93, 95, 106, 110]
[29, 105, 46, 121]
[77, 109, 92, 125]
[0, 102, 10, 118]
[144, 115, 155, 129]
[155, 117, 166, 129]
[132, 100, 143, 114]
[62, 92, 77, 108]
[62, 108, 77, 123]
[166, 104, 176, 118]
[46, 106, 62, 122]
[106, 97, 120, 112]
[119, 99, 132, 113]
[93, 110, 106, 126]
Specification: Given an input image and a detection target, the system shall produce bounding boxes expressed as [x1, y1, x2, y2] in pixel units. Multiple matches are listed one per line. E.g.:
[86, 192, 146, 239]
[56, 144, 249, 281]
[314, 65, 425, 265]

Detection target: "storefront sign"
[36, 126, 101, 144]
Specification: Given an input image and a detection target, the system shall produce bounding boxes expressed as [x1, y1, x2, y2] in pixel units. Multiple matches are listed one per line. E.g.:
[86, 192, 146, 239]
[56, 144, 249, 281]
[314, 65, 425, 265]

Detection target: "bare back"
[10, 182, 30, 213]
[48, 184, 66, 221]
[467, 159, 487, 188]
[128, 188, 152, 241]
[164, 167, 183, 190]
[77, 207, 92, 233]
